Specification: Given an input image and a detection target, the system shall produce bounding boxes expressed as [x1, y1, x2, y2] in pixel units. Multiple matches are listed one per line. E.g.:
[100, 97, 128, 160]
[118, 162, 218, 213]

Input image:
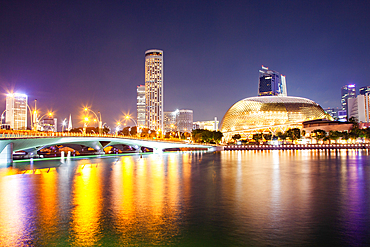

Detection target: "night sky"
[1, 0, 370, 129]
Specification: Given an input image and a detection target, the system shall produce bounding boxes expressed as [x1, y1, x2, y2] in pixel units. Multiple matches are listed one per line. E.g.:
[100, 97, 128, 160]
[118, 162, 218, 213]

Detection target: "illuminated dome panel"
[221, 96, 330, 134]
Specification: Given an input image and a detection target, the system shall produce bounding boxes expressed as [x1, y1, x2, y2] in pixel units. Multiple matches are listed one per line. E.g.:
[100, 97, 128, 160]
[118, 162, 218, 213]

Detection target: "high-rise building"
[177, 109, 193, 133]
[348, 93, 370, 123]
[341, 84, 356, 113]
[39, 117, 57, 132]
[137, 85, 145, 127]
[145, 49, 163, 131]
[258, 66, 287, 96]
[359, 86, 370, 95]
[163, 110, 178, 133]
[5, 93, 28, 130]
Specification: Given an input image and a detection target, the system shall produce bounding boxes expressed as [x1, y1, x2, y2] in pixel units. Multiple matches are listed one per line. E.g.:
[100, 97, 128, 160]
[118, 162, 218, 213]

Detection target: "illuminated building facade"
[137, 85, 145, 127]
[348, 93, 370, 123]
[221, 96, 330, 140]
[5, 93, 28, 130]
[39, 117, 57, 132]
[145, 49, 163, 131]
[177, 109, 193, 133]
[359, 86, 370, 95]
[258, 66, 287, 96]
[164, 110, 178, 133]
[193, 117, 219, 131]
[341, 84, 356, 113]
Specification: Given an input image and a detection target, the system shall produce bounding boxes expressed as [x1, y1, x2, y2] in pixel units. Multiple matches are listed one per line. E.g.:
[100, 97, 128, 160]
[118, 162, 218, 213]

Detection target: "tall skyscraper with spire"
[145, 49, 163, 131]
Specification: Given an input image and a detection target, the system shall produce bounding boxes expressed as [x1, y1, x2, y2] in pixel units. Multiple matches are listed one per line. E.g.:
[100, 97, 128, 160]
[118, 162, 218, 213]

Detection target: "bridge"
[0, 132, 220, 165]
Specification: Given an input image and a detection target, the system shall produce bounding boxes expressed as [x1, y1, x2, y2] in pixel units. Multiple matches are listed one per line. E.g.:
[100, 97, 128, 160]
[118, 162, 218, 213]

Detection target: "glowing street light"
[124, 114, 139, 137]
[84, 107, 103, 134]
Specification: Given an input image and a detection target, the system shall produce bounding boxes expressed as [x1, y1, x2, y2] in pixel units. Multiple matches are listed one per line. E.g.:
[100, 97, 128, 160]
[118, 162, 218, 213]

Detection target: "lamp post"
[83, 117, 89, 135]
[62, 118, 67, 132]
[124, 115, 139, 137]
[115, 122, 121, 136]
[84, 107, 102, 134]
[37, 112, 53, 131]
[1, 109, 6, 129]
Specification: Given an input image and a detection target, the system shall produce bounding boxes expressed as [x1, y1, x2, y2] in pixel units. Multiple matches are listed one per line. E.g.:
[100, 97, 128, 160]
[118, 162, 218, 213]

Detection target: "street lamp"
[62, 118, 67, 132]
[124, 115, 139, 137]
[84, 107, 103, 134]
[83, 116, 89, 135]
[115, 122, 121, 136]
[35, 111, 53, 131]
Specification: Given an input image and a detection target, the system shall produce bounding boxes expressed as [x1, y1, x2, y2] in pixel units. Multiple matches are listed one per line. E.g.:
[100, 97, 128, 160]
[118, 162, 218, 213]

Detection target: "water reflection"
[0, 150, 370, 246]
[70, 161, 102, 246]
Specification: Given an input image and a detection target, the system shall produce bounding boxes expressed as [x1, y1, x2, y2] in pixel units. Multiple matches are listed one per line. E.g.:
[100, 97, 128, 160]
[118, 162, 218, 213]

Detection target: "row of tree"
[232, 128, 303, 143]
[231, 123, 370, 144]
[192, 129, 223, 144]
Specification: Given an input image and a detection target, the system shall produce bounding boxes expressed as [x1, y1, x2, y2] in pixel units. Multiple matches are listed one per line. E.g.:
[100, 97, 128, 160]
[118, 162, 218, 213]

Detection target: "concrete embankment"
[224, 144, 370, 150]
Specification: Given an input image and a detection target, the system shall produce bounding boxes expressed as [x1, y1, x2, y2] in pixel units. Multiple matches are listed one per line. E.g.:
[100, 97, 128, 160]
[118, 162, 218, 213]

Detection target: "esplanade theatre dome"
[221, 96, 331, 138]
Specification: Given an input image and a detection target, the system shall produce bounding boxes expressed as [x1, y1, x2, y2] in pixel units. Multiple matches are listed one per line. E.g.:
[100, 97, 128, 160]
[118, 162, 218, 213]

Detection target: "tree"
[232, 134, 241, 141]
[192, 129, 223, 144]
[328, 130, 341, 144]
[312, 129, 326, 143]
[213, 131, 223, 143]
[341, 131, 350, 143]
[263, 133, 272, 141]
[276, 131, 287, 142]
[252, 133, 263, 143]
[286, 128, 301, 141]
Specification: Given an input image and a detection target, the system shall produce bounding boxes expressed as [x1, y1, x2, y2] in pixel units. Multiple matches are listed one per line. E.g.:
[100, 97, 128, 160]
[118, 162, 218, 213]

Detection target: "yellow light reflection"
[112, 156, 136, 239]
[70, 163, 102, 245]
[39, 168, 58, 238]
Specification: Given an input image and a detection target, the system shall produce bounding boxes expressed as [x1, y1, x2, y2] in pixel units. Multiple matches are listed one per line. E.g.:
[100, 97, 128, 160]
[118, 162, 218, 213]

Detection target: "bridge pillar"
[0, 143, 13, 166]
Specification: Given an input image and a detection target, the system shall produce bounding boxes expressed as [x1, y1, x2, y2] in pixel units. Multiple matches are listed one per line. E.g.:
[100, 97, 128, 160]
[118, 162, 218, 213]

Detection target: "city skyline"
[1, 1, 370, 127]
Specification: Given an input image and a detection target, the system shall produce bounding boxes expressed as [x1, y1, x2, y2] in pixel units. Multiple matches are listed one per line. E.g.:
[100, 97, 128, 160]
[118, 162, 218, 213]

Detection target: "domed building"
[221, 96, 331, 140]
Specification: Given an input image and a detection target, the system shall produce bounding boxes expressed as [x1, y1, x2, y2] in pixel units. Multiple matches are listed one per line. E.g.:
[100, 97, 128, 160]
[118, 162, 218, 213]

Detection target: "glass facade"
[258, 66, 287, 96]
[341, 84, 356, 112]
[5, 93, 28, 130]
[221, 96, 331, 139]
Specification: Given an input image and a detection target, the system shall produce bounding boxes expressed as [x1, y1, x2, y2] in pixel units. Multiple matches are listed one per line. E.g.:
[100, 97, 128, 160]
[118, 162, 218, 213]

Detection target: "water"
[1, 150, 370, 246]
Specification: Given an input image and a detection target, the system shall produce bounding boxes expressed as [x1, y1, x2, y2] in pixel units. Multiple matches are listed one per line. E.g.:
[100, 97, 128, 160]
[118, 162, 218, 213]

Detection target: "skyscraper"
[359, 86, 370, 95]
[137, 85, 145, 127]
[145, 49, 163, 131]
[341, 84, 356, 113]
[5, 93, 28, 130]
[177, 109, 193, 133]
[258, 66, 287, 96]
[163, 110, 178, 133]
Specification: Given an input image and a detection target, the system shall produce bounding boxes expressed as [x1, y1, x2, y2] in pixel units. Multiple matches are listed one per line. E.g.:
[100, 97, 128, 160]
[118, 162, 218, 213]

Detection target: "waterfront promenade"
[225, 143, 370, 150]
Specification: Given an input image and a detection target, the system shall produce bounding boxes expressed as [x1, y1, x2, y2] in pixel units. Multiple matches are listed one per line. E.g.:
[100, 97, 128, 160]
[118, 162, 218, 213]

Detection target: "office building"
[163, 110, 178, 133]
[348, 93, 370, 123]
[145, 49, 163, 131]
[341, 84, 356, 113]
[177, 109, 193, 133]
[39, 117, 57, 132]
[359, 86, 370, 95]
[5, 93, 28, 130]
[137, 85, 145, 127]
[258, 66, 287, 96]
[193, 117, 219, 131]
